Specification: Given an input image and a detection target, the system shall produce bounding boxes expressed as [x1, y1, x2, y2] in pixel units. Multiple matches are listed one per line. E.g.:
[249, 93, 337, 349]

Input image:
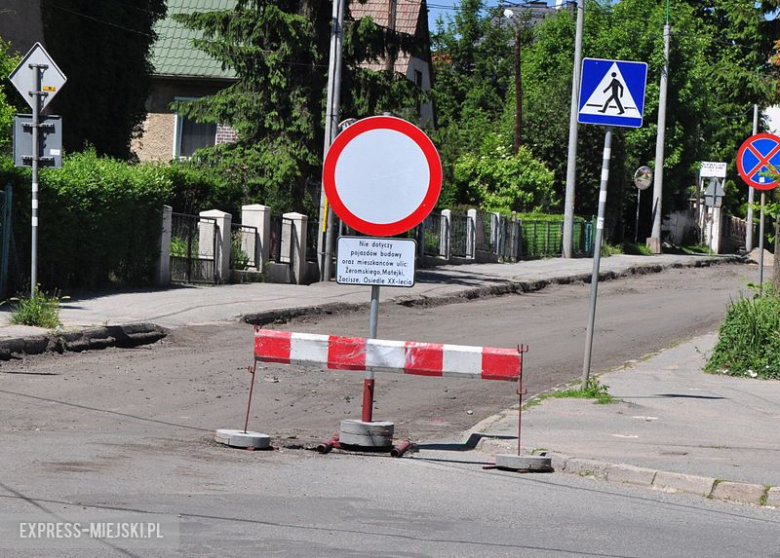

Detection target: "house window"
[414, 69, 423, 87]
[175, 115, 217, 159]
[173, 97, 217, 159]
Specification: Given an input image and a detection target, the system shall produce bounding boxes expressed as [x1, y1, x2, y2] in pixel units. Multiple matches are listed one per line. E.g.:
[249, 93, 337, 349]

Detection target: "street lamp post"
[504, 9, 522, 153]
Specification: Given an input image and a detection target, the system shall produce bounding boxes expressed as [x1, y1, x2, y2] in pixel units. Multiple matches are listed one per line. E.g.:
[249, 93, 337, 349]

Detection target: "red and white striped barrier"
[254, 328, 522, 381]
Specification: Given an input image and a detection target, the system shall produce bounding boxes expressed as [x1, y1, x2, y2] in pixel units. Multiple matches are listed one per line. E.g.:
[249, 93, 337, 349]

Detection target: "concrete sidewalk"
[0, 253, 733, 338]
[475, 333, 780, 509]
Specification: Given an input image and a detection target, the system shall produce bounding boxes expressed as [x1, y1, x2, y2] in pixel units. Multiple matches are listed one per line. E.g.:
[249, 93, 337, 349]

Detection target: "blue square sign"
[578, 58, 648, 128]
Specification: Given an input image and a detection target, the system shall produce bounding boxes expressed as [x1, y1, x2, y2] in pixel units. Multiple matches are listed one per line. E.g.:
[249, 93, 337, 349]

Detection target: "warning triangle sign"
[579, 62, 641, 119]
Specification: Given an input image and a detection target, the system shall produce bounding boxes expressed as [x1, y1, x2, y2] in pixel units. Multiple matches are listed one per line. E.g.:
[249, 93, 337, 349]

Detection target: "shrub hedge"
[1, 151, 170, 290]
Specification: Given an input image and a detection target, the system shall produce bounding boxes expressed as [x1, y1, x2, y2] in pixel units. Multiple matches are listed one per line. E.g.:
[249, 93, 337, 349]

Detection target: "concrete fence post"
[158, 205, 172, 285]
[199, 209, 231, 283]
[467, 208, 477, 258]
[283, 212, 308, 285]
[440, 209, 451, 261]
[242, 204, 271, 271]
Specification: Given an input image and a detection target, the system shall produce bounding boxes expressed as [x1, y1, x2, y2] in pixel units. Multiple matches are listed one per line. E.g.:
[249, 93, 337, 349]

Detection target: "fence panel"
[170, 213, 218, 284]
[306, 219, 319, 262]
[474, 210, 494, 253]
[268, 216, 293, 264]
[450, 214, 473, 258]
[420, 212, 448, 257]
[230, 223, 258, 271]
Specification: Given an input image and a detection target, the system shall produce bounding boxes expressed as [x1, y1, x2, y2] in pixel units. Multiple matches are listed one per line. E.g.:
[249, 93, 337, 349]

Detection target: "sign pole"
[634, 190, 641, 243]
[361, 285, 380, 422]
[759, 192, 766, 295]
[30, 63, 46, 298]
[582, 126, 612, 388]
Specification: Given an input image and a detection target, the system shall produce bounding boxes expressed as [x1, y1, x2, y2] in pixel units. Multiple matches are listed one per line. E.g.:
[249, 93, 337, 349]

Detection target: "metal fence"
[450, 213, 473, 258]
[170, 213, 218, 283]
[474, 210, 494, 253]
[268, 215, 293, 264]
[419, 212, 448, 257]
[306, 219, 319, 262]
[230, 223, 259, 270]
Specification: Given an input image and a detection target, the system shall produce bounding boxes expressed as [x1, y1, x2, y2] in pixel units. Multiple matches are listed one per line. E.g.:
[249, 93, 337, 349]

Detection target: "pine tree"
[174, 0, 424, 214]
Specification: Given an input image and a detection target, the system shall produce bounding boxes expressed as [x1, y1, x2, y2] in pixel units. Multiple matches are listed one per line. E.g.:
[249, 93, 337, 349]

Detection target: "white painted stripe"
[366, 339, 406, 370]
[601, 169, 609, 182]
[32, 200, 38, 209]
[597, 217, 604, 230]
[442, 344, 482, 377]
[290, 332, 329, 364]
[599, 190, 607, 203]
[32, 182, 38, 192]
[603, 148, 611, 159]
[32, 217, 38, 226]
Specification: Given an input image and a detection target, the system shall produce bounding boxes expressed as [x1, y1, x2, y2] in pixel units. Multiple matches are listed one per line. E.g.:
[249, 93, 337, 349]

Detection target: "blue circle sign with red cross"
[736, 133, 780, 190]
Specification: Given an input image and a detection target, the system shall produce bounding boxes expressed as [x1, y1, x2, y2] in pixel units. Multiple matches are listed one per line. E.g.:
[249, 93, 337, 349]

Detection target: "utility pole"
[648, 19, 670, 254]
[318, 0, 345, 282]
[562, 0, 584, 258]
[746, 104, 758, 251]
[504, 8, 523, 153]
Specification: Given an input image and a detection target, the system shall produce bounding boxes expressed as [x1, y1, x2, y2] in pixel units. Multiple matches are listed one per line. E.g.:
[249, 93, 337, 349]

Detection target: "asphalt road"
[1, 261, 776, 557]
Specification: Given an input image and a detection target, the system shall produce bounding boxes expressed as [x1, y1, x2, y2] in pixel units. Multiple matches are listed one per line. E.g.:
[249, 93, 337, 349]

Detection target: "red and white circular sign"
[323, 115, 442, 236]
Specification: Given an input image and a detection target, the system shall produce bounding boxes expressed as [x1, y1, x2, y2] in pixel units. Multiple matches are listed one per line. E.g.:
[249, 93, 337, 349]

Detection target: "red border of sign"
[736, 132, 780, 190]
[323, 116, 442, 237]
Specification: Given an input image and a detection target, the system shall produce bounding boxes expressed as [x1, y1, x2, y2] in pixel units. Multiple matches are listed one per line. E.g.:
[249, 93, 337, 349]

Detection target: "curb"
[552, 452, 778, 510]
[243, 256, 744, 326]
[0, 323, 168, 360]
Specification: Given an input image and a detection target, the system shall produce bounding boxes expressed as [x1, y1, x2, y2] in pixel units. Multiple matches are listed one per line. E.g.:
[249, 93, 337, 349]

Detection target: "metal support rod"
[29, 63, 46, 298]
[746, 104, 758, 252]
[562, 0, 584, 258]
[649, 23, 670, 253]
[759, 192, 766, 295]
[318, 0, 345, 282]
[244, 364, 257, 434]
[361, 285, 380, 422]
[634, 191, 641, 243]
[582, 127, 612, 388]
[516, 372, 523, 456]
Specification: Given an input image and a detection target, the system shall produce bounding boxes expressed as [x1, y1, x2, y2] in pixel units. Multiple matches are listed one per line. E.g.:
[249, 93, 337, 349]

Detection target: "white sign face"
[700, 161, 727, 178]
[9, 43, 67, 111]
[336, 237, 416, 287]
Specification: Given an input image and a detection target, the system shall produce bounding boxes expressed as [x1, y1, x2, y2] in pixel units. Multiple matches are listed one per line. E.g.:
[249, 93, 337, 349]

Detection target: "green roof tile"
[152, 0, 236, 79]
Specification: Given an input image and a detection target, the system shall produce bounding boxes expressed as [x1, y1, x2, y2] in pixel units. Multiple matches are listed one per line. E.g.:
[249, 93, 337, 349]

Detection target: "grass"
[6, 286, 68, 329]
[525, 378, 616, 408]
[600, 242, 623, 257]
[705, 291, 780, 379]
[622, 242, 652, 256]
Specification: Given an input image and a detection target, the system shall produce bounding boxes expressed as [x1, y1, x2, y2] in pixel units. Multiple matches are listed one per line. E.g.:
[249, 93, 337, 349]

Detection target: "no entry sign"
[323, 116, 442, 236]
[737, 133, 780, 190]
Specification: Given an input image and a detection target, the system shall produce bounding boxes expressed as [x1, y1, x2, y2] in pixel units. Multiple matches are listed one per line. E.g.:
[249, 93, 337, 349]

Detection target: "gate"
[170, 213, 218, 284]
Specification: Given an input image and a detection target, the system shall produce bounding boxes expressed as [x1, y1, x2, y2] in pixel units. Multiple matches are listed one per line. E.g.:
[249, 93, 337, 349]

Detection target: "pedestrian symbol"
[578, 58, 648, 128]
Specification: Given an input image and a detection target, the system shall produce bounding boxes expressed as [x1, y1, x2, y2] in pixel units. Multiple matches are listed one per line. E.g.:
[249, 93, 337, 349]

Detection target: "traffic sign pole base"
[338, 420, 395, 450]
[494, 453, 553, 473]
[215, 428, 271, 450]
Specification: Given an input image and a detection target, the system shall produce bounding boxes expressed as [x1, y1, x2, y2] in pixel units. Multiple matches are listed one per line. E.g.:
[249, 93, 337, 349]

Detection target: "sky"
[426, 1, 505, 30]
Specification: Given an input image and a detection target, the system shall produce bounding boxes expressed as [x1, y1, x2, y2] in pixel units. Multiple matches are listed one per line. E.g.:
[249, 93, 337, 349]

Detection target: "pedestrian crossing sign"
[578, 58, 648, 128]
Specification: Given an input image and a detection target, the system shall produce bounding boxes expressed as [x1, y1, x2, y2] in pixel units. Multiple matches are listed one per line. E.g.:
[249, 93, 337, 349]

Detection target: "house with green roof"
[131, 0, 238, 162]
[133, 0, 434, 162]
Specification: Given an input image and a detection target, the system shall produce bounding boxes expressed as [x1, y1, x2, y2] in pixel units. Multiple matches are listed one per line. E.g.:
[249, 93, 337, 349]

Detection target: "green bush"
[163, 161, 245, 217]
[705, 292, 780, 379]
[7, 286, 68, 329]
[1, 151, 171, 290]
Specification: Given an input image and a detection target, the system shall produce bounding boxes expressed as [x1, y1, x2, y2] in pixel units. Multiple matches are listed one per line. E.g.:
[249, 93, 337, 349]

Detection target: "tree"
[0, 38, 21, 153]
[39, 0, 166, 159]
[173, 0, 423, 214]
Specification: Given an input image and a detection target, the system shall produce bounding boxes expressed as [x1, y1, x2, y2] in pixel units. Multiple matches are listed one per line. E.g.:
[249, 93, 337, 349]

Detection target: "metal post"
[582, 127, 612, 388]
[759, 192, 766, 295]
[634, 190, 641, 243]
[562, 0, 584, 258]
[746, 104, 758, 252]
[513, 24, 522, 153]
[361, 285, 380, 422]
[244, 364, 257, 434]
[0, 184, 11, 299]
[649, 23, 670, 253]
[30, 63, 46, 298]
[318, 0, 345, 281]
